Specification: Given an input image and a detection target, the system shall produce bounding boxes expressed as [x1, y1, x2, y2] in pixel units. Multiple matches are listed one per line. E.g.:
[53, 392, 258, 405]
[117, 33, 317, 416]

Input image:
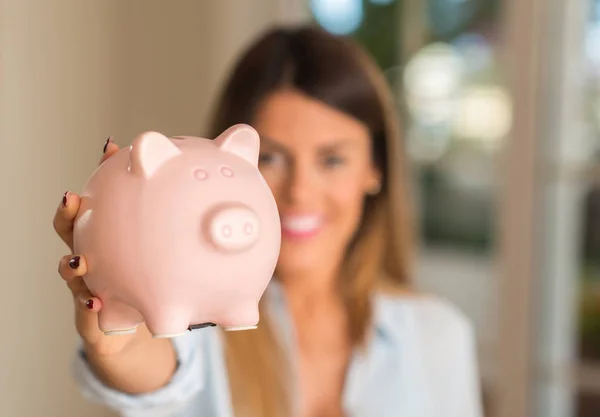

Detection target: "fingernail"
[68, 255, 80, 269]
[103, 136, 112, 153]
[62, 191, 69, 207]
[85, 299, 94, 310]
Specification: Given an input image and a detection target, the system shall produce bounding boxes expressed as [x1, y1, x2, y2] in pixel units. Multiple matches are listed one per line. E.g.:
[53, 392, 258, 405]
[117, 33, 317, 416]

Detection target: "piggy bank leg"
[223, 325, 258, 331]
[98, 299, 143, 336]
[141, 306, 191, 339]
[221, 302, 259, 332]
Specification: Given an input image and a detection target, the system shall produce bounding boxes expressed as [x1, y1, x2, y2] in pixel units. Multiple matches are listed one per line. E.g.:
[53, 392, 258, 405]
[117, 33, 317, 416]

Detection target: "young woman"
[54, 25, 483, 417]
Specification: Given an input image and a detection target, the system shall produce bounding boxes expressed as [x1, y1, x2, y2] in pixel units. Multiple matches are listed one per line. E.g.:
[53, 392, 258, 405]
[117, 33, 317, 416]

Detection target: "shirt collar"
[371, 291, 406, 347]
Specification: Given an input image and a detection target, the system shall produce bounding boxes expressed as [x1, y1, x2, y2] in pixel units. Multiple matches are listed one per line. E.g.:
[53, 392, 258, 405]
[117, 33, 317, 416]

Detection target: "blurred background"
[1, 0, 599, 416]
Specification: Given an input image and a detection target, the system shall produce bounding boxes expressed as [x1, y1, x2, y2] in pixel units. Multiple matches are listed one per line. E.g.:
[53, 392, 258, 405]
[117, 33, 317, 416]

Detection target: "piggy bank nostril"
[244, 223, 253, 235]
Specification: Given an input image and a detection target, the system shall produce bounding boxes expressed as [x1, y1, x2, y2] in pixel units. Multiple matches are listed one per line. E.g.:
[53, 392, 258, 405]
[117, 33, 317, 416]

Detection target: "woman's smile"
[280, 213, 325, 240]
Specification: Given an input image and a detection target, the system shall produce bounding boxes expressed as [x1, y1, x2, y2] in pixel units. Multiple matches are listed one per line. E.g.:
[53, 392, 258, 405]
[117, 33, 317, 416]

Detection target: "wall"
[0, 1, 307, 416]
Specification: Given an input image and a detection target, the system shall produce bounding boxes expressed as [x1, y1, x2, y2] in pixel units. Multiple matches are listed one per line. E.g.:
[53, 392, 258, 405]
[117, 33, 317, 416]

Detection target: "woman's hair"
[207, 24, 415, 417]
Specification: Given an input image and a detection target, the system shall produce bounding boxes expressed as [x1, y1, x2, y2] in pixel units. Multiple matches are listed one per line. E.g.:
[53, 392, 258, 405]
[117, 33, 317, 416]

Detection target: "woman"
[54, 25, 483, 417]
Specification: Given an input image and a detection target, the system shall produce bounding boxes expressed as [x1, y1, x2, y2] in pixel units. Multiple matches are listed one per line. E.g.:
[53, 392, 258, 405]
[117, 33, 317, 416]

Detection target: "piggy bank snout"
[206, 204, 261, 252]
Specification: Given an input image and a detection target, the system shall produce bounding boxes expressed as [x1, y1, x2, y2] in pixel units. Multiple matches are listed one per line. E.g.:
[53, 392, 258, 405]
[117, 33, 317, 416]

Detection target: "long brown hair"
[207, 25, 415, 417]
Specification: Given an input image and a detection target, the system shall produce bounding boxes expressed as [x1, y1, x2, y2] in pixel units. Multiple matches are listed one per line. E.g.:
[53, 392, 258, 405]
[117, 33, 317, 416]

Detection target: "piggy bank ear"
[129, 131, 181, 178]
[214, 124, 260, 166]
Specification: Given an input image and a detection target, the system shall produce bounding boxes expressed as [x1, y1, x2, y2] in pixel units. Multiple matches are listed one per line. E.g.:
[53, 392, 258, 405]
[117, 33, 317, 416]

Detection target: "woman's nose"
[285, 162, 317, 205]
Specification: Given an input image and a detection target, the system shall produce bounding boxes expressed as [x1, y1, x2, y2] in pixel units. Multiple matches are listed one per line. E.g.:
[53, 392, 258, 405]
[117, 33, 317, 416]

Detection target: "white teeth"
[281, 216, 322, 232]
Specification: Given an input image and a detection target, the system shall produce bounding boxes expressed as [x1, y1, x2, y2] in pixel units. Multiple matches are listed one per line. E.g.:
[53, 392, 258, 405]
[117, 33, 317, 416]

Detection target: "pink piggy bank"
[72, 124, 281, 338]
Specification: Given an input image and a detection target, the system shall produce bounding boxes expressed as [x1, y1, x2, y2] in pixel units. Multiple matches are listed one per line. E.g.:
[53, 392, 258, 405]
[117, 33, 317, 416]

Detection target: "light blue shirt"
[72, 281, 484, 417]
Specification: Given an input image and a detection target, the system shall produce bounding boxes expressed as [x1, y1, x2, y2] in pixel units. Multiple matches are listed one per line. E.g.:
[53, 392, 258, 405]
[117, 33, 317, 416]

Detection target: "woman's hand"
[53, 140, 149, 357]
[52, 138, 178, 394]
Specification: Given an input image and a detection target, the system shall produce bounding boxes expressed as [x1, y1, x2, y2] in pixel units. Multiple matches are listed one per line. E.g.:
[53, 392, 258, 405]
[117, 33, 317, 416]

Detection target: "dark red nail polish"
[62, 191, 69, 207]
[68, 256, 80, 269]
[103, 136, 112, 153]
[85, 299, 94, 310]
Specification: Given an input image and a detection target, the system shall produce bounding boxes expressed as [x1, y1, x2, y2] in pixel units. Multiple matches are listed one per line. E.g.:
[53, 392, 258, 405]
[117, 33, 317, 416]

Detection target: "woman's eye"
[259, 152, 283, 166]
[259, 153, 274, 164]
[323, 155, 345, 168]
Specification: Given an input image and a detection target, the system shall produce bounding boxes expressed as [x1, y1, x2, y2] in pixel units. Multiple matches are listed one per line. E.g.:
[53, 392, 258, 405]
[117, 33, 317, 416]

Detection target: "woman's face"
[253, 89, 381, 280]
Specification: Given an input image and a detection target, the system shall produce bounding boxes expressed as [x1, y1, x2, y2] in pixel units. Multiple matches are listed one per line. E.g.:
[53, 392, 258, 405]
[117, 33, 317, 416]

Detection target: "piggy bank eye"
[194, 169, 208, 180]
[220, 166, 234, 178]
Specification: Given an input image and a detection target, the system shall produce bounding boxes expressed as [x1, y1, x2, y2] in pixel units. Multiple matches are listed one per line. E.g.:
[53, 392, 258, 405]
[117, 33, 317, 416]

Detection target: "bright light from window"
[310, 0, 364, 35]
[403, 42, 465, 125]
[452, 85, 512, 149]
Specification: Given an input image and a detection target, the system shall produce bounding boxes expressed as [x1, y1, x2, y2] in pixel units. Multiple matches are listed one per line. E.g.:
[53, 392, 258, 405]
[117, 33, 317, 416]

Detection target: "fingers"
[53, 192, 81, 252]
[75, 292, 103, 313]
[58, 254, 88, 294]
[54, 136, 121, 345]
[57, 254, 102, 313]
[74, 290, 105, 345]
[54, 136, 119, 251]
[99, 136, 120, 165]
[58, 254, 104, 340]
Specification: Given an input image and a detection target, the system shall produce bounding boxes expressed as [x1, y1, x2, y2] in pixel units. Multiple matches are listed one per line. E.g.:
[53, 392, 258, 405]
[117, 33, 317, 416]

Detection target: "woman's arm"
[73, 330, 206, 415]
[55, 142, 206, 415]
[82, 324, 177, 395]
